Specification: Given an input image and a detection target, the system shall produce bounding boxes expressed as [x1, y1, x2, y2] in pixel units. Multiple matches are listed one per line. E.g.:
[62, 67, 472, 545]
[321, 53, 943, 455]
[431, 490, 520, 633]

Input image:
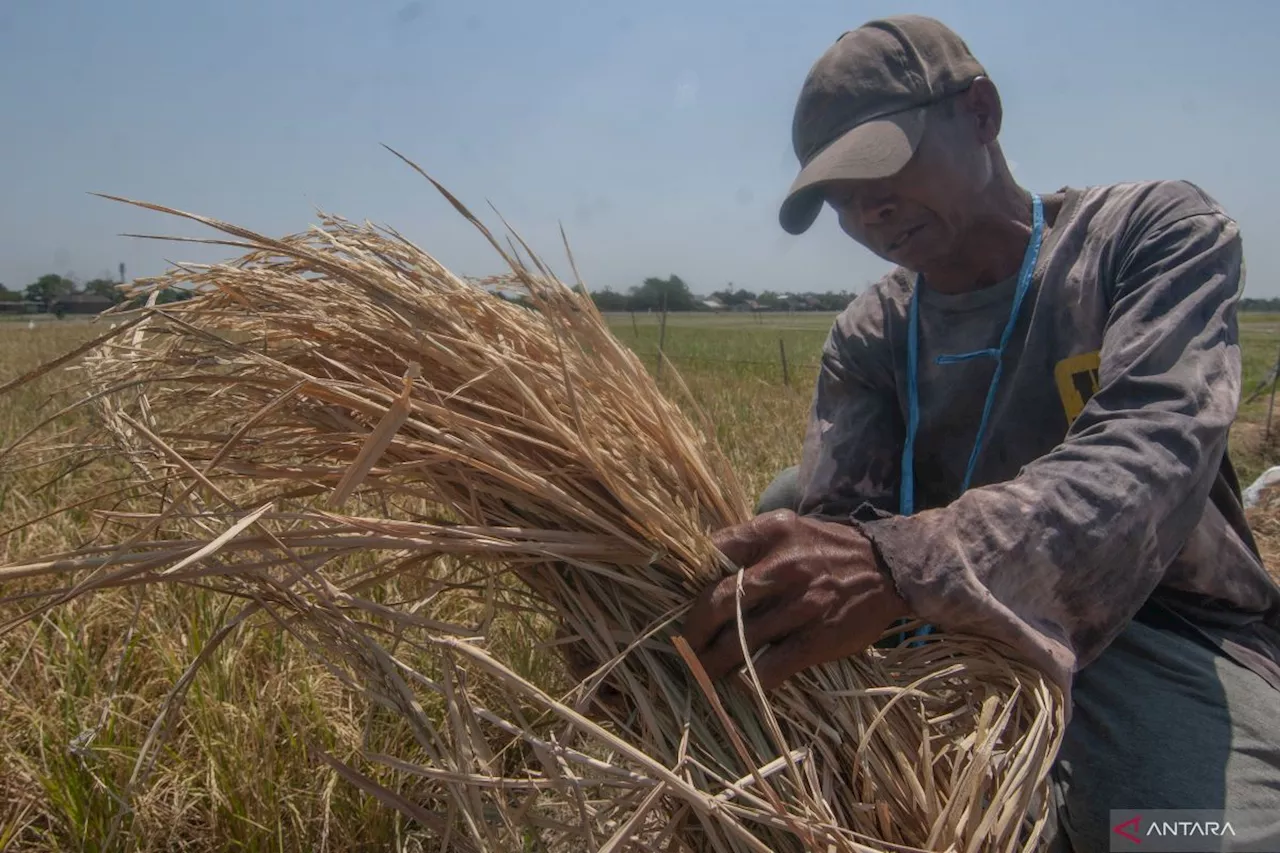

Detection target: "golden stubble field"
[2, 311, 1278, 851]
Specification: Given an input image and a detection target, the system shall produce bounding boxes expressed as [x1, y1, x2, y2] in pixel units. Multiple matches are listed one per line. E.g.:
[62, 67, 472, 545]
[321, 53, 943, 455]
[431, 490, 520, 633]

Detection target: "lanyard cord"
[899, 194, 1044, 517]
[892, 194, 1043, 647]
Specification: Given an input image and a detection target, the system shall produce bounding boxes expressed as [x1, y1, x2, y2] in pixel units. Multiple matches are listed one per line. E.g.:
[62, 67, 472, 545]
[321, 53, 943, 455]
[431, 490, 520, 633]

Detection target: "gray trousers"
[757, 467, 1280, 852]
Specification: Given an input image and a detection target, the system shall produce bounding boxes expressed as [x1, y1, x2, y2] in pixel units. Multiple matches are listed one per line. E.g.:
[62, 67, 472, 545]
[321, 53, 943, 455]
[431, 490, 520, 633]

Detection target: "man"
[681, 15, 1280, 852]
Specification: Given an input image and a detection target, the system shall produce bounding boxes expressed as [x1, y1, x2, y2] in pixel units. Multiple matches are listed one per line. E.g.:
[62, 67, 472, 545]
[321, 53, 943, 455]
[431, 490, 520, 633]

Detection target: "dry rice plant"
[0, 153, 1065, 852]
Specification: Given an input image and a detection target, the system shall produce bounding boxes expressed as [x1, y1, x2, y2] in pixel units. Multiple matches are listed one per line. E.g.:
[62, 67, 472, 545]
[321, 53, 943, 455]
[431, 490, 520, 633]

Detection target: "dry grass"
[8, 161, 1271, 852]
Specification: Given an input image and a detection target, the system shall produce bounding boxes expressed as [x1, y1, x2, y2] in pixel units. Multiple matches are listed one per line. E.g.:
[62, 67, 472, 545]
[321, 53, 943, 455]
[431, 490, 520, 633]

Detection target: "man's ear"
[963, 77, 1003, 145]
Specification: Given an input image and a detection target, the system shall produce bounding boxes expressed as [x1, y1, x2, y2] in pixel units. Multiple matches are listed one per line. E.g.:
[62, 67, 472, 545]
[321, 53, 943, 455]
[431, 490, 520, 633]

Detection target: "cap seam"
[864, 20, 921, 97]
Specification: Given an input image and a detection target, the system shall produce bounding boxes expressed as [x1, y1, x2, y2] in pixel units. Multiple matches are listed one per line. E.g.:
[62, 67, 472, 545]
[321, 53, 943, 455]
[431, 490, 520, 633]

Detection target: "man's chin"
[888, 244, 949, 276]
[880, 251, 928, 274]
[856, 240, 942, 275]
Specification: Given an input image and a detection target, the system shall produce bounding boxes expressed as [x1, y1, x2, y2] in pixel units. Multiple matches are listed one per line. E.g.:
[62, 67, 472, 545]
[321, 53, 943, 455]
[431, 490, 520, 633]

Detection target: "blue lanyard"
[892, 194, 1042, 647]
[899, 194, 1044, 517]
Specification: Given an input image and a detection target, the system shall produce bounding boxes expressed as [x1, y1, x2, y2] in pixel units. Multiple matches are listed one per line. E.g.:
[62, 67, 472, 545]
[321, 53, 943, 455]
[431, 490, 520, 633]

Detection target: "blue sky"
[2, 0, 1278, 297]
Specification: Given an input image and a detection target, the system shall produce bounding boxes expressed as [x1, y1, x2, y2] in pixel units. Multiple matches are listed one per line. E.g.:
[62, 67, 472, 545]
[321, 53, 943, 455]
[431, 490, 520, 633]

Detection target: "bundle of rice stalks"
[0, 153, 1064, 852]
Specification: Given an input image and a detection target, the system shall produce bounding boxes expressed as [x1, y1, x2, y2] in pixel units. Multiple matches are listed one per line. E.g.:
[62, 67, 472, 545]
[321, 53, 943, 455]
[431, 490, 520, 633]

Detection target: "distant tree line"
[588, 282, 1280, 315]
[588, 275, 858, 313]
[0, 274, 191, 317]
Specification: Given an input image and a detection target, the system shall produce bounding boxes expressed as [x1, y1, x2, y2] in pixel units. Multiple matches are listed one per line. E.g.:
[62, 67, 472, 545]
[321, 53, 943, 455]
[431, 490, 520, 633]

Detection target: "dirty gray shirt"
[796, 180, 1280, 699]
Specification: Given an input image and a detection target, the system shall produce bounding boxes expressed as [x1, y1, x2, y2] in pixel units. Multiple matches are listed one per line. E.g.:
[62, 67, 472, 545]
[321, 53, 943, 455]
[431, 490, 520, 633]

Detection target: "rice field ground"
[3, 310, 1279, 851]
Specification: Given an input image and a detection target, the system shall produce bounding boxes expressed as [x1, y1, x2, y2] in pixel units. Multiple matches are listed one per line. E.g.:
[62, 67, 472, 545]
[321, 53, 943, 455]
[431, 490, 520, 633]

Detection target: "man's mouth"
[887, 225, 925, 252]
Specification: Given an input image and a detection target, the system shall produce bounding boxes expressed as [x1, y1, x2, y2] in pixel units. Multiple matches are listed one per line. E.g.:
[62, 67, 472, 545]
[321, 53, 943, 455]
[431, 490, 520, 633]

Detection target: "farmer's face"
[822, 86, 1000, 274]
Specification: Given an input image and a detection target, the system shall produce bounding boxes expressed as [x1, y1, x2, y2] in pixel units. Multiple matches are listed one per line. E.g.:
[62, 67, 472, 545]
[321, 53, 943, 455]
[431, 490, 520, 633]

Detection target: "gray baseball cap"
[779, 16, 986, 235]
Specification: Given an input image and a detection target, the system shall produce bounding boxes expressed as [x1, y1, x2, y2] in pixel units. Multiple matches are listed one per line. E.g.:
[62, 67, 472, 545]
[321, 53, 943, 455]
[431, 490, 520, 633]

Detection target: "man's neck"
[920, 181, 1036, 296]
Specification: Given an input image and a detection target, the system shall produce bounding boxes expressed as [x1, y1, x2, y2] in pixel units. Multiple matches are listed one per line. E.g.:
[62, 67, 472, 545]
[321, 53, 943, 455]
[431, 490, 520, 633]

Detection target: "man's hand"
[682, 509, 910, 690]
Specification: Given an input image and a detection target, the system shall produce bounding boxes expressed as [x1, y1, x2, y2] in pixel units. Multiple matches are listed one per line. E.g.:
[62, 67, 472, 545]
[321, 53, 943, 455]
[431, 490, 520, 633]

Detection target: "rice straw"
[0, 154, 1065, 852]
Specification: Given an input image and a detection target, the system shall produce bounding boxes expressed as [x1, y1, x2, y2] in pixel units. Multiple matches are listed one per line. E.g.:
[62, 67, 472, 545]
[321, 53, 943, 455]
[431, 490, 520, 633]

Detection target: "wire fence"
[609, 305, 830, 387]
[618, 343, 822, 389]
[625, 350, 820, 369]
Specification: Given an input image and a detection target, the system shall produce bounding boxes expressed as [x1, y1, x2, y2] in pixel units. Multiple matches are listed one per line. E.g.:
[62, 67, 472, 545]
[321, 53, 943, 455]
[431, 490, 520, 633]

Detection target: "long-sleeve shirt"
[796, 180, 1280, 700]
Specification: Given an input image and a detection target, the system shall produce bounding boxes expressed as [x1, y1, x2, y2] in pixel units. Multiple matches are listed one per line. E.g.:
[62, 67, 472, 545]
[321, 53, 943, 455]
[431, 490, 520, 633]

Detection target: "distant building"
[50, 294, 115, 316]
[0, 299, 40, 315]
[701, 298, 727, 311]
[783, 295, 823, 311]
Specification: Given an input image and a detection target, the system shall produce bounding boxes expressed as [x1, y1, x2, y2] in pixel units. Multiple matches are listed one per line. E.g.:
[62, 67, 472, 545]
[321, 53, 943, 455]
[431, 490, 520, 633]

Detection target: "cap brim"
[779, 107, 928, 235]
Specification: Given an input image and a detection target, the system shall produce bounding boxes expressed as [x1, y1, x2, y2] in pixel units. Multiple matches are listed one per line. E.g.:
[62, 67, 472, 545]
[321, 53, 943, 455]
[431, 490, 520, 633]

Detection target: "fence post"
[1266, 337, 1280, 442]
[630, 311, 639, 338]
[778, 338, 790, 387]
[656, 294, 669, 381]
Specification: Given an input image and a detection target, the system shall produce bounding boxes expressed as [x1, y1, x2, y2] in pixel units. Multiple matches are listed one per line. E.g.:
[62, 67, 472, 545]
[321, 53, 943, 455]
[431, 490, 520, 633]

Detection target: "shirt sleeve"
[855, 186, 1245, 694]
[795, 292, 904, 520]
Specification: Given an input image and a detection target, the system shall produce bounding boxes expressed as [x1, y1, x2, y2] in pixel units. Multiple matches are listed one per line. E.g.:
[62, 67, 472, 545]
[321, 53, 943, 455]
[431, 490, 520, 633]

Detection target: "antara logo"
[1113, 816, 1142, 844]
[1112, 815, 1238, 843]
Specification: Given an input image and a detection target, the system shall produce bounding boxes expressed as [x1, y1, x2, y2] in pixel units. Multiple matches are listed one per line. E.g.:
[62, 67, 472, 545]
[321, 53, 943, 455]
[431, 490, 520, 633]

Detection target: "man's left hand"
[681, 509, 911, 690]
